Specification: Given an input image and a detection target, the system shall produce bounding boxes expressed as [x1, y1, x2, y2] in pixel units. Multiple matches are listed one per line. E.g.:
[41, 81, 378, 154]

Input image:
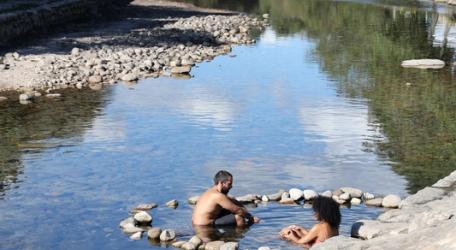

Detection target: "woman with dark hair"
[279, 196, 341, 247]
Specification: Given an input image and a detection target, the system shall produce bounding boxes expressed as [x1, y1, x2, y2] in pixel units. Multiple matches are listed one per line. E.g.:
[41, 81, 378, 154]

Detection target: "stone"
[147, 227, 161, 239]
[279, 197, 295, 204]
[205, 241, 225, 250]
[119, 217, 134, 228]
[133, 203, 158, 211]
[281, 192, 290, 200]
[332, 195, 346, 205]
[173, 241, 187, 248]
[362, 192, 375, 200]
[159, 229, 176, 241]
[351, 220, 408, 240]
[239, 26, 248, 33]
[333, 189, 344, 196]
[401, 59, 445, 69]
[171, 66, 192, 74]
[166, 199, 178, 208]
[19, 93, 33, 101]
[303, 189, 318, 200]
[289, 188, 303, 201]
[258, 247, 271, 250]
[236, 194, 259, 203]
[189, 235, 202, 247]
[130, 231, 142, 240]
[261, 195, 269, 202]
[88, 75, 102, 84]
[262, 14, 270, 19]
[382, 195, 401, 208]
[88, 83, 102, 91]
[122, 73, 138, 82]
[0, 96, 8, 102]
[340, 187, 363, 198]
[134, 211, 152, 224]
[198, 243, 206, 250]
[267, 190, 284, 201]
[122, 223, 144, 234]
[188, 196, 199, 205]
[351, 198, 362, 205]
[182, 242, 196, 250]
[46, 93, 62, 98]
[401, 187, 445, 207]
[321, 190, 332, 198]
[310, 236, 363, 250]
[365, 197, 383, 207]
[339, 192, 351, 201]
[220, 242, 238, 250]
[71, 48, 80, 56]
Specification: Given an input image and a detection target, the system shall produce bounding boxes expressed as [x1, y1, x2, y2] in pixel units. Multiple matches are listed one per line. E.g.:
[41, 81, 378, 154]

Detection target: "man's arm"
[216, 194, 249, 217]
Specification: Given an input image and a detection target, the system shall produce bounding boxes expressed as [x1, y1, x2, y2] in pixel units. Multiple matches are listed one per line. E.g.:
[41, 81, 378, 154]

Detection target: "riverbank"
[0, 0, 267, 99]
[313, 170, 456, 250]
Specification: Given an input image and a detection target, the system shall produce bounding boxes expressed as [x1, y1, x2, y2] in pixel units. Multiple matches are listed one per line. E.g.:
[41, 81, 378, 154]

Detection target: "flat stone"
[351, 220, 408, 239]
[122, 73, 138, 82]
[401, 59, 445, 69]
[220, 242, 238, 250]
[340, 187, 363, 198]
[365, 197, 383, 207]
[119, 217, 134, 228]
[46, 93, 61, 98]
[205, 241, 225, 250]
[289, 188, 303, 200]
[147, 227, 161, 239]
[267, 190, 285, 201]
[236, 194, 259, 203]
[401, 187, 446, 207]
[382, 195, 401, 208]
[122, 223, 144, 234]
[132, 203, 158, 212]
[159, 229, 176, 241]
[188, 196, 199, 205]
[303, 189, 318, 200]
[171, 65, 192, 74]
[172, 241, 187, 248]
[130, 231, 142, 240]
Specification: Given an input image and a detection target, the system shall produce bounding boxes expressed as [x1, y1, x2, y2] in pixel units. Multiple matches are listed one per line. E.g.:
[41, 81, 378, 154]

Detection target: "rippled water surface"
[2, 0, 456, 249]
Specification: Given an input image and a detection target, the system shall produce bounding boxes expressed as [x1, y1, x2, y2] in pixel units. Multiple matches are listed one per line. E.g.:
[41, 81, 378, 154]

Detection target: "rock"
[88, 75, 102, 84]
[239, 26, 248, 33]
[171, 66, 192, 74]
[182, 242, 196, 250]
[76, 83, 83, 89]
[400, 187, 445, 208]
[351, 220, 408, 239]
[205, 241, 225, 250]
[12, 52, 20, 59]
[267, 190, 284, 201]
[364, 197, 383, 207]
[19, 93, 33, 101]
[88, 83, 102, 91]
[46, 93, 61, 98]
[166, 199, 178, 208]
[339, 192, 351, 201]
[133, 211, 152, 225]
[122, 73, 138, 82]
[310, 236, 363, 250]
[332, 195, 346, 205]
[362, 192, 375, 200]
[147, 227, 161, 239]
[189, 235, 202, 247]
[130, 231, 142, 240]
[0, 96, 8, 102]
[198, 243, 206, 250]
[188, 196, 199, 205]
[261, 195, 269, 202]
[159, 229, 176, 241]
[281, 191, 290, 200]
[119, 217, 134, 228]
[132, 203, 158, 212]
[321, 190, 332, 198]
[122, 223, 144, 234]
[289, 188, 303, 200]
[258, 247, 271, 250]
[351, 198, 362, 205]
[401, 59, 445, 69]
[333, 189, 344, 196]
[220, 242, 238, 250]
[279, 197, 295, 204]
[71, 48, 80, 56]
[173, 241, 187, 248]
[340, 187, 363, 198]
[303, 189, 318, 200]
[382, 195, 401, 208]
[236, 194, 259, 203]
[262, 14, 270, 19]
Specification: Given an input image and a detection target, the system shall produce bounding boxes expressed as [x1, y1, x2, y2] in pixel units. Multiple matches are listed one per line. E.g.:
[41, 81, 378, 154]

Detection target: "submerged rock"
[401, 59, 445, 69]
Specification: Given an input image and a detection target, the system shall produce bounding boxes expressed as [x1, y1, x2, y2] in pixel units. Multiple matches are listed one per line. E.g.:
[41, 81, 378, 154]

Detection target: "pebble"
[166, 199, 178, 208]
[159, 229, 176, 242]
[147, 227, 161, 239]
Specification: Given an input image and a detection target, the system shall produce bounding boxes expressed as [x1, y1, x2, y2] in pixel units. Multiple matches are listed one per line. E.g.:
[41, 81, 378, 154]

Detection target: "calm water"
[2, 0, 456, 249]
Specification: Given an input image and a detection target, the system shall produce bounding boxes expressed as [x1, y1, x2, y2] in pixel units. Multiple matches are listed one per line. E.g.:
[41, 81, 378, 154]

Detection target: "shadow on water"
[0, 88, 111, 198]
[180, 0, 456, 193]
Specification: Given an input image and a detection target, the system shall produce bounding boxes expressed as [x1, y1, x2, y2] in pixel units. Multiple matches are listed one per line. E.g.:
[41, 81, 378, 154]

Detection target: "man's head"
[213, 170, 233, 194]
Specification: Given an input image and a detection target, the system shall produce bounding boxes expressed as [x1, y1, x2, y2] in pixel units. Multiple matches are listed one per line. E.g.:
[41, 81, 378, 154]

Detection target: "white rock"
[321, 190, 332, 198]
[71, 48, 80, 56]
[351, 198, 362, 205]
[262, 14, 270, 19]
[261, 195, 269, 202]
[279, 197, 295, 204]
[365, 197, 383, 207]
[182, 242, 196, 250]
[220, 242, 238, 250]
[122, 223, 144, 234]
[119, 217, 134, 228]
[147, 227, 161, 239]
[134, 211, 152, 224]
[159, 229, 176, 241]
[362, 192, 375, 200]
[382, 195, 401, 208]
[0, 96, 8, 102]
[351, 220, 408, 239]
[303, 189, 318, 200]
[339, 192, 351, 201]
[166, 199, 178, 208]
[130, 231, 142, 240]
[340, 187, 363, 198]
[173, 241, 187, 248]
[88, 75, 102, 84]
[267, 190, 284, 201]
[289, 188, 304, 200]
[401, 59, 445, 69]
[258, 247, 271, 250]
[188, 196, 199, 205]
[205, 241, 225, 250]
[171, 65, 192, 74]
[19, 93, 33, 101]
[121, 73, 138, 82]
[46, 93, 61, 98]
[189, 235, 202, 247]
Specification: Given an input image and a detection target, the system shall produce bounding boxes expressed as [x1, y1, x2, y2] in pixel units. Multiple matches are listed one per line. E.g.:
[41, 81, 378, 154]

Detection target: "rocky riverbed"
[0, 0, 267, 99]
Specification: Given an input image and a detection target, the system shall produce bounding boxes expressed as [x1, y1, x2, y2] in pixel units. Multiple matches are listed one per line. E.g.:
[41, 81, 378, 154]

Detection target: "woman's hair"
[312, 196, 341, 228]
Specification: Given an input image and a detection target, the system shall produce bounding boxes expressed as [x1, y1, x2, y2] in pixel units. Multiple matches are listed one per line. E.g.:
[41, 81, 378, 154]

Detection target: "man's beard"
[221, 188, 230, 195]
